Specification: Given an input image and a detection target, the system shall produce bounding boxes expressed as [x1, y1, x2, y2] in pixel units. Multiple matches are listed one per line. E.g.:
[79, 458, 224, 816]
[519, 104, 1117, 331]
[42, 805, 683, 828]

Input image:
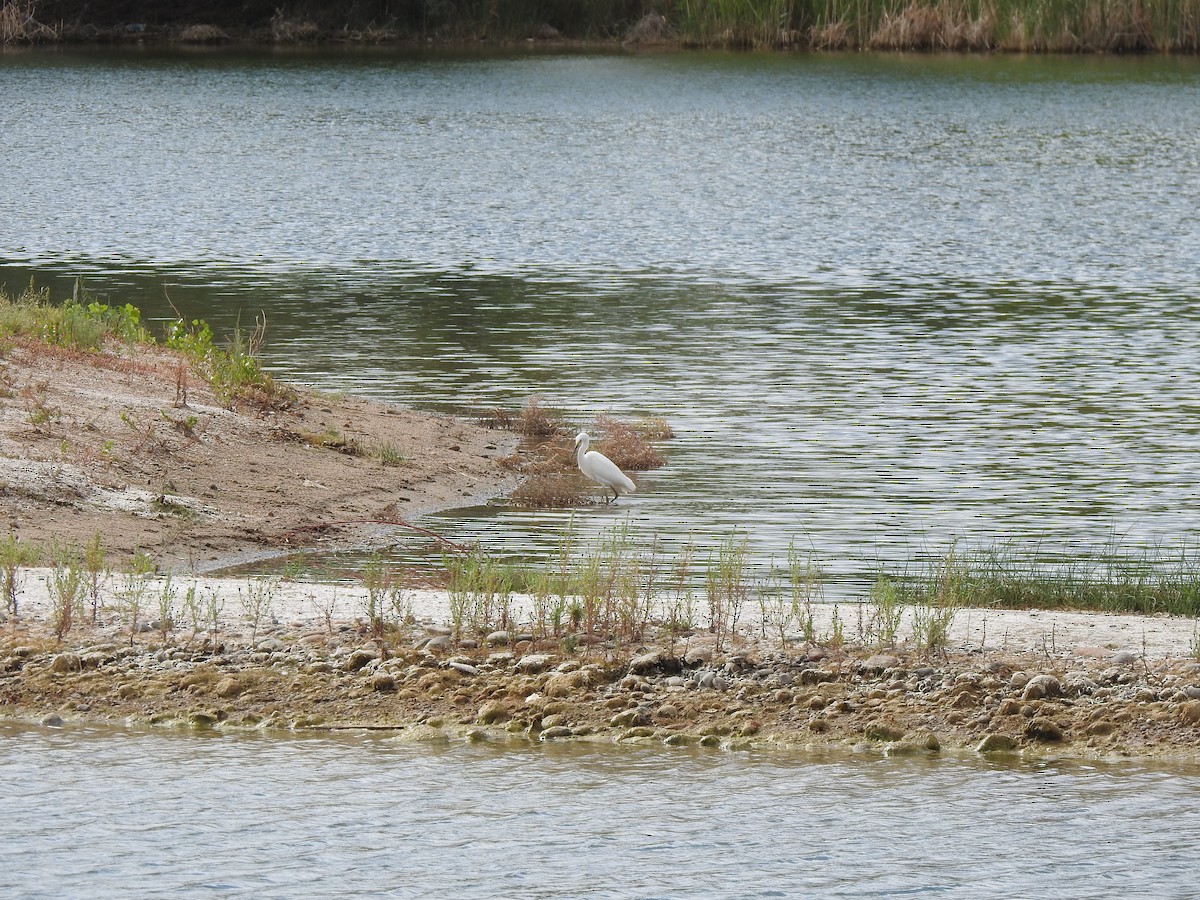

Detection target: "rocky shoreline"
[5, 598, 1200, 761]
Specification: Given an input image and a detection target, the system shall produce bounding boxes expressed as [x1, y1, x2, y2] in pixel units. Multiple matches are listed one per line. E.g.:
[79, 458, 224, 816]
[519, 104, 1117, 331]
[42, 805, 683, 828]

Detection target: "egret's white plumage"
[574, 431, 635, 503]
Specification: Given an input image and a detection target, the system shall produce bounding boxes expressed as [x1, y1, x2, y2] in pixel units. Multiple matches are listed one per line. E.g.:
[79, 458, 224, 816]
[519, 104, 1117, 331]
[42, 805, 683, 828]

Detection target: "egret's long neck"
[575, 439, 587, 467]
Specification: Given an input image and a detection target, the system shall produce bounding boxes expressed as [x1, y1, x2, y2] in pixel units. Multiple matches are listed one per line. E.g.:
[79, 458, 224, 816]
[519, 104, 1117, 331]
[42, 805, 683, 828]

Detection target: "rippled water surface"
[3, 721, 1199, 897]
[2, 49, 1199, 582]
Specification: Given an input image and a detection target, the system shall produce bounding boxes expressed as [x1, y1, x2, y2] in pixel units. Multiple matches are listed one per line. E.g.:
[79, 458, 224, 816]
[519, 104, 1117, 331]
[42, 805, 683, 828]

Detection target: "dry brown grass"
[514, 396, 569, 437]
[509, 475, 595, 509]
[869, 3, 995, 50]
[0, 0, 57, 43]
[592, 414, 665, 471]
[178, 24, 230, 44]
[271, 10, 321, 42]
[810, 18, 855, 49]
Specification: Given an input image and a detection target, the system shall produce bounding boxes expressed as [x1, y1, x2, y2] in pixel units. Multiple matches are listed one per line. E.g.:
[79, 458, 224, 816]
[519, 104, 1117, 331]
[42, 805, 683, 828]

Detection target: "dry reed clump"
[593, 414, 664, 471]
[633, 416, 674, 440]
[810, 18, 854, 49]
[0, 0, 57, 43]
[869, 3, 995, 50]
[625, 11, 670, 44]
[509, 475, 595, 509]
[514, 397, 568, 437]
[178, 24, 230, 44]
[477, 407, 514, 430]
[270, 10, 321, 42]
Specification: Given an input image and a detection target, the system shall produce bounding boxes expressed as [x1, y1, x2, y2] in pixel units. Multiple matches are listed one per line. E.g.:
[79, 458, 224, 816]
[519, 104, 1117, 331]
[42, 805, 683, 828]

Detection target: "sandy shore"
[0, 339, 518, 571]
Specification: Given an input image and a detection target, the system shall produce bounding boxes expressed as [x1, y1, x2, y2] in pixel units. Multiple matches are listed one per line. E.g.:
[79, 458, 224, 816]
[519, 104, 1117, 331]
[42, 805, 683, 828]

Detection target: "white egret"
[574, 431, 636, 504]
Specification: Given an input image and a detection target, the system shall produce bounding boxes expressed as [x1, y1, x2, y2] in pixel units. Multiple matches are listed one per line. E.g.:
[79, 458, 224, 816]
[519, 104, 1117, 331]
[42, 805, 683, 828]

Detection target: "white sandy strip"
[6, 569, 1198, 661]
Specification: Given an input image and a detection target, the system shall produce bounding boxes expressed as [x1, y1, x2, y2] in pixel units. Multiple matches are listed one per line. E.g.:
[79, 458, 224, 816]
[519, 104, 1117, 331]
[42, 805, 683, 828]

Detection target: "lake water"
[3, 720, 1200, 897]
[2, 48, 1199, 588]
[3, 47, 1200, 893]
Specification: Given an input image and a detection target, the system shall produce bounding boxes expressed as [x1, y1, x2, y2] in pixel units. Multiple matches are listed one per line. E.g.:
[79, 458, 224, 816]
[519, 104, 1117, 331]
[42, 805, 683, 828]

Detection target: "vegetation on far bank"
[2, 0, 1198, 53]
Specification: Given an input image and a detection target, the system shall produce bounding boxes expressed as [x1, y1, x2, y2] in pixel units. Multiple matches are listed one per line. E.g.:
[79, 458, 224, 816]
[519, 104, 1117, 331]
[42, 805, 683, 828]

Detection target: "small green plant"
[21, 381, 58, 433]
[182, 583, 203, 642]
[168, 311, 292, 409]
[756, 564, 791, 646]
[826, 604, 845, 649]
[705, 532, 750, 652]
[238, 577, 278, 644]
[156, 572, 178, 641]
[0, 531, 37, 618]
[118, 550, 156, 645]
[869, 574, 904, 648]
[788, 538, 823, 645]
[376, 442, 407, 467]
[308, 587, 339, 636]
[83, 531, 109, 625]
[362, 553, 406, 639]
[204, 586, 225, 636]
[46, 543, 85, 640]
[280, 554, 305, 582]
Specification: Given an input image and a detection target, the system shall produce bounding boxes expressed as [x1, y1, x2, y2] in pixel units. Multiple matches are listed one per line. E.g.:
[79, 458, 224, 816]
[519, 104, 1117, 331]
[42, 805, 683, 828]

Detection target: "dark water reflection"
[2, 50, 1199, 583]
[3, 721, 1200, 897]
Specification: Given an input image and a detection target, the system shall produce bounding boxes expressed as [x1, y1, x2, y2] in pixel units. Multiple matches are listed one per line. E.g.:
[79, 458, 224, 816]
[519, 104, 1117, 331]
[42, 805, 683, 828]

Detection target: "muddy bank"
[0, 339, 518, 571]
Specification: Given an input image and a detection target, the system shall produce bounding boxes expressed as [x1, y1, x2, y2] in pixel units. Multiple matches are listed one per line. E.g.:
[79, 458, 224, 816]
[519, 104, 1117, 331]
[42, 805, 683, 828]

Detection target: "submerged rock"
[864, 720, 906, 743]
[976, 733, 1020, 753]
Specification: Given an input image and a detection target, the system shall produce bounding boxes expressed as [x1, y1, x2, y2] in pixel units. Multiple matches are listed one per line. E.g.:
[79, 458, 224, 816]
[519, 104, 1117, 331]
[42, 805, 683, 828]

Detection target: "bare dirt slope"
[0, 340, 517, 570]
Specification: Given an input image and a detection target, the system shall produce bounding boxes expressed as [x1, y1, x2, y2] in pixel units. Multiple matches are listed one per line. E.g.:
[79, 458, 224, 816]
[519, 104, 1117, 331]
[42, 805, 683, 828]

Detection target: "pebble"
[40, 714, 64, 727]
[1111, 651, 1140, 666]
[1179, 701, 1200, 726]
[1063, 673, 1098, 696]
[448, 661, 479, 677]
[342, 649, 378, 672]
[476, 700, 510, 725]
[486, 631, 510, 646]
[629, 650, 680, 676]
[609, 709, 649, 728]
[371, 673, 397, 692]
[1025, 717, 1064, 742]
[50, 652, 82, 674]
[1022, 674, 1062, 701]
[424, 635, 452, 652]
[516, 654, 552, 673]
[862, 654, 900, 674]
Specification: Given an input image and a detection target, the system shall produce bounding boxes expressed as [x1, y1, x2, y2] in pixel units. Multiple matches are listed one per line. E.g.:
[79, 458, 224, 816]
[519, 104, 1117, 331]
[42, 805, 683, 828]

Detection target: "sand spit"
[4, 571, 1200, 762]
